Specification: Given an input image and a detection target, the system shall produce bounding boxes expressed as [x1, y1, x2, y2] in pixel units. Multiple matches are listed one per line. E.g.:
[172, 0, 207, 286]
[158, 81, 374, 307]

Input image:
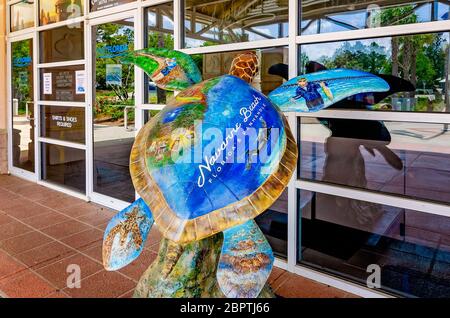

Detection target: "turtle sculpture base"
[133, 233, 275, 298]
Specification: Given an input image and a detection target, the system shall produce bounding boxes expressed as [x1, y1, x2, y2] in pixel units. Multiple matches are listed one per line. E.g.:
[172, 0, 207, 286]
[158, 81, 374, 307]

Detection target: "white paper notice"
[43, 73, 52, 95]
[75, 70, 86, 94]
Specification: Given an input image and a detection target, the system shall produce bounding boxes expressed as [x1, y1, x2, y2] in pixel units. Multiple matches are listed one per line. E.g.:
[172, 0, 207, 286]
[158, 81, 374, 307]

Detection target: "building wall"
[0, 0, 8, 174]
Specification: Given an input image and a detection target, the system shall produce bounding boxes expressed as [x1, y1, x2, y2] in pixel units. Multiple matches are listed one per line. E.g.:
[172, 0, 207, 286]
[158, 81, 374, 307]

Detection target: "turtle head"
[120, 48, 202, 91]
[229, 51, 260, 84]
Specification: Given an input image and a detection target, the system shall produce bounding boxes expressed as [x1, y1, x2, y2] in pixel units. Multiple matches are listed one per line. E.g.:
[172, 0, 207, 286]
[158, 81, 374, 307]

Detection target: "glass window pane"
[143, 109, 160, 125]
[301, 0, 450, 35]
[299, 189, 450, 297]
[90, 0, 134, 12]
[193, 46, 288, 96]
[40, 24, 84, 63]
[40, 66, 85, 102]
[255, 189, 288, 258]
[299, 118, 450, 204]
[39, 0, 84, 26]
[145, 3, 174, 104]
[184, 0, 289, 48]
[93, 19, 135, 203]
[300, 32, 450, 113]
[10, 1, 34, 32]
[41, 143, 85, 192]
[11, 39, 35, 173]
[40, 106, 85, 144]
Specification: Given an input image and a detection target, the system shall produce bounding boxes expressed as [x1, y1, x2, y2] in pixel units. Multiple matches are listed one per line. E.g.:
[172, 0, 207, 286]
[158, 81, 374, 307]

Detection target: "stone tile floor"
[0, 175, 357, 298]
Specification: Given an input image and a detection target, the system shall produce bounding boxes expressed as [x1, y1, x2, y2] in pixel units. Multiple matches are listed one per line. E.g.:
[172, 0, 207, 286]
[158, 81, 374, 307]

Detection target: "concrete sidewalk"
[0, 175, 356, 298]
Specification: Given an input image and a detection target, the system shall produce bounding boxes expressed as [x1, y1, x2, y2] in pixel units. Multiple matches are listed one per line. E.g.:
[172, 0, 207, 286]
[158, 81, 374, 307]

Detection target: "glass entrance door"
[10, 38, 35, 175]
[92, 17, 136, 203]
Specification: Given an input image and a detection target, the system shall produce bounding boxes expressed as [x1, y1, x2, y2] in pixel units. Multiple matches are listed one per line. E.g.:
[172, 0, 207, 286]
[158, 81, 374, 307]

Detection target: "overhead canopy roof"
[185, 0, 450, 26]
[148, 0, 450, 44]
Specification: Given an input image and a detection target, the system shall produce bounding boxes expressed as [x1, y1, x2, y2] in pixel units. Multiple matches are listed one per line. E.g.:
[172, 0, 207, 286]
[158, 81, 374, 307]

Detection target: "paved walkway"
[0, 175, 357, 298]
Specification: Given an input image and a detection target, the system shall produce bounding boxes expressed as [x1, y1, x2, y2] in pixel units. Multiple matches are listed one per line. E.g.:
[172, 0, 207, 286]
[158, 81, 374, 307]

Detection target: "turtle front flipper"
[120, 48, 202, 91]
[217, 220, 274, 298]
[102, 198, 154, 271]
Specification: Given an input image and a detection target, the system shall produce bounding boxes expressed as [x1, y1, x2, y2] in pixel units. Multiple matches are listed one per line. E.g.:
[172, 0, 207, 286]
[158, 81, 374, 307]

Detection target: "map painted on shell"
[268, 68, 390, 112]
[144, 75, 286, 220]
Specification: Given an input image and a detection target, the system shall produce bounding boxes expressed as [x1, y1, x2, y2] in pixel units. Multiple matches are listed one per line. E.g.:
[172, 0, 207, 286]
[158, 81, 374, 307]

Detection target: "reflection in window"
[40, 106, 85, 144]
[255, 190, 288, 258]
[11, 39, 34, 173]
[10, 1, 34, 32]
[301, 0, 450, 35]
[93, 19, 135, 203]
[90, 0, 134, 12]
[299, 190, 450, 297]
[145, 3, 175, 104]
[40, 25, 84, 63]
[184, 0, 288, 48]
[40, 66, 85, 102]
[41, 143, 86, 193]
[193, 47, 288, 96]
[143, 109, 161, 125]
[39, 0, 84, 26]
[300, 32, 450, 113]
[299, 118, 450, 205]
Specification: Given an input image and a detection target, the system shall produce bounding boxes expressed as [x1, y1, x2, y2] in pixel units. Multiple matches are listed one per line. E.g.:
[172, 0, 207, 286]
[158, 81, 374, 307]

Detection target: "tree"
[95, 23, 135, 102]
[320, 41, 389, 74]
[379, 6, 442, 108]
[11, 39, 33, 113]
[147, 31, 174, 49]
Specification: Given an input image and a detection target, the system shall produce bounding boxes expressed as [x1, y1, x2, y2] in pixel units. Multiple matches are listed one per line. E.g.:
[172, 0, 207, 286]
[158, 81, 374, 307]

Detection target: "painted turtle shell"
[130, 75, 297, 244]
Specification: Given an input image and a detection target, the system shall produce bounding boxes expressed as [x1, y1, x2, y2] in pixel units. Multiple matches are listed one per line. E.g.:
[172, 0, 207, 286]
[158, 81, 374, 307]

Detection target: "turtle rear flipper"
[103, 198, 154, 271]
[217, 219, 274, 298]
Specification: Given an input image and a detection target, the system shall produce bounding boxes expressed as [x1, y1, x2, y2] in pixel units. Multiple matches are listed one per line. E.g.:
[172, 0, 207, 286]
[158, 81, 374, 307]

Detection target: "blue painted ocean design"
[149, 75, 287, 220]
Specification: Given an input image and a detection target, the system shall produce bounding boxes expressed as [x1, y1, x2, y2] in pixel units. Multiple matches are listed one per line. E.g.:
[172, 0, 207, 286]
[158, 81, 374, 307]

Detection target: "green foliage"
[379, 6, 418, 26]
[11, 40, 33, 112]
[94, 22, 135, 121]
[95, 23, 135, 100]
[320, 21, 446, 88]
[416, 49, 437, 86]
[321, 41, 389, 73]
[147, 32, 174, 50]
[313, 6, 450, 111]
[322, 41, 389, 74]
[95, 93, 134, 121]
[423, 36, 446, 85]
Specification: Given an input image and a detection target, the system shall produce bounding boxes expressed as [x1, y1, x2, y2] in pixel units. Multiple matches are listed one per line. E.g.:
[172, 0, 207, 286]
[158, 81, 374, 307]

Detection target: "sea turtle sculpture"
[102, 48, 391, 298]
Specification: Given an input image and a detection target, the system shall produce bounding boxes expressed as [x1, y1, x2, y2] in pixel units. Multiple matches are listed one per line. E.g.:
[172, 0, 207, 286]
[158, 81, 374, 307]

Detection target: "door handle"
[26, 101, 34, 121]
